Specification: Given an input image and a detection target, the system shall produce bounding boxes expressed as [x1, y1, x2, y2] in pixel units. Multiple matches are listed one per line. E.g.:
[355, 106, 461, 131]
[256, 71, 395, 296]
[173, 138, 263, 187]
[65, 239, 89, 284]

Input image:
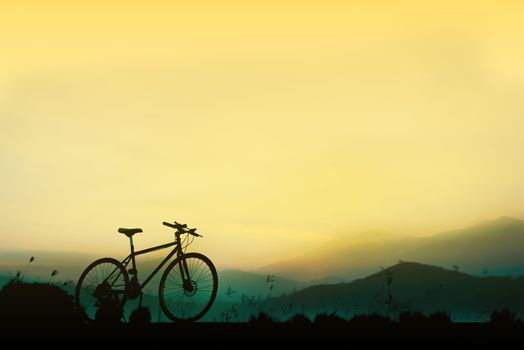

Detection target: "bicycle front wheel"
[159, 252, 218, 322]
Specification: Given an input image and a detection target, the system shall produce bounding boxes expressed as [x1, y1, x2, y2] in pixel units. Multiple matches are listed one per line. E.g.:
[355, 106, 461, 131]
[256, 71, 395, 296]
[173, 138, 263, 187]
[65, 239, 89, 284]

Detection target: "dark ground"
[3, 322, 524, 346]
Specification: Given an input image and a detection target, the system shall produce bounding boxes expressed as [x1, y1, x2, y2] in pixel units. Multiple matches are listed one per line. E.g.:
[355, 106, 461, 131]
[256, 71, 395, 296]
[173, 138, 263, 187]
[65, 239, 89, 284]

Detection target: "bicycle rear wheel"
[159, 252, 218, 322]
[75, 257, 129, 321]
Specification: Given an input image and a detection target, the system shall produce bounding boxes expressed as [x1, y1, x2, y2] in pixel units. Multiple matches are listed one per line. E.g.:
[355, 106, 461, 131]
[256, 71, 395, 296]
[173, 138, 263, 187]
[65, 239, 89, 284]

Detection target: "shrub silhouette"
[349, 314, 392, 328]
[313, 313, 347, 327]
[490, 309, 520, 326]
[0, 279, 83, 328]
[130, 307, 152, 325]
[95, 296, 124, 324]
[427, 312, 451, 325]
[398, 311, 427, 326]
[249, 312, 273, 324]
[287, 314, 311, 326]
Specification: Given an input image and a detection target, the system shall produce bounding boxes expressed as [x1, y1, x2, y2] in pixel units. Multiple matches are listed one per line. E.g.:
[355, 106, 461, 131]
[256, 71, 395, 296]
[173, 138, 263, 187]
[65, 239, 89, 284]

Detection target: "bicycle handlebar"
[163, 221, 202, 237]
[163, 221, 185, 229]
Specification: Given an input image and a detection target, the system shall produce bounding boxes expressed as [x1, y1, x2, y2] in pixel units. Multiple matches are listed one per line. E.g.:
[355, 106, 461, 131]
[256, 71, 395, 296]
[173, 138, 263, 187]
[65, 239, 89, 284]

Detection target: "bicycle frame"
[117, 234, 186, 291]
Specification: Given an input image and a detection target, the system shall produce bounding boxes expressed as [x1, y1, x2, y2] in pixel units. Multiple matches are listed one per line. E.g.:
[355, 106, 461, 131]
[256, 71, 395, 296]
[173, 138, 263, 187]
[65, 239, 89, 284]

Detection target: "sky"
[1, 0, 524, 270]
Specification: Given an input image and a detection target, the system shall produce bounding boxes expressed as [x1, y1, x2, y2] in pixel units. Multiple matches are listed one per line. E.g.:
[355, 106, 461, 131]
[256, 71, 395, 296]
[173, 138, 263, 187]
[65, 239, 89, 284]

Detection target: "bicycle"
[75, 221, 218, 322]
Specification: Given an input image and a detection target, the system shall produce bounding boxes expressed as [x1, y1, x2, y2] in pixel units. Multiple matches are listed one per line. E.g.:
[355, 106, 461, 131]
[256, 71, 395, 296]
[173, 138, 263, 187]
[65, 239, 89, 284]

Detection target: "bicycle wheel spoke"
[85, 276, 98, 287]
[195, 270, 211, 283]
[193, 262, 209, 282]
[193, 293, 208, 305]
[167, 293, 186, 310]
[164, 285, 183, 291]
[190, 259, 203, 276]
[168, 268, 182, 283]
[168, 274, 181, 285]
[164, 289, 185, 299]
[190, 259, 204, 279]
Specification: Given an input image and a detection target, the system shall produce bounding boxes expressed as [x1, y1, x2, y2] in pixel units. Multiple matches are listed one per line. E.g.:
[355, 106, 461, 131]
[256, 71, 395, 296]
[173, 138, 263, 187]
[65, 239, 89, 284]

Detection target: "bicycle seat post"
[129, 236, 137, 274]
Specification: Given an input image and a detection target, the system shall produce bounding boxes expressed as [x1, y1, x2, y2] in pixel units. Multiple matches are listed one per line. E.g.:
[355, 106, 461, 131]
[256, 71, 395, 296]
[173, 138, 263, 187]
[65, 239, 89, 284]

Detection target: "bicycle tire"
[159, 252, 218, 322]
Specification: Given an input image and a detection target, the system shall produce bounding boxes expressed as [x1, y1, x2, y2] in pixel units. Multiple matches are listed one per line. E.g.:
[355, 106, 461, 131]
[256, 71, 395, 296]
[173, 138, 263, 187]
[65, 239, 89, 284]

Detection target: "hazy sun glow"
[2, 0, 524, 269]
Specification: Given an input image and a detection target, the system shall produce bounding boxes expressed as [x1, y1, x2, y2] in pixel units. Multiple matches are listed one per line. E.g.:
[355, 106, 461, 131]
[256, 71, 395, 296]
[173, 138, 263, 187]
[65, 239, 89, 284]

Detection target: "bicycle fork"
[178, 256, 193, 292]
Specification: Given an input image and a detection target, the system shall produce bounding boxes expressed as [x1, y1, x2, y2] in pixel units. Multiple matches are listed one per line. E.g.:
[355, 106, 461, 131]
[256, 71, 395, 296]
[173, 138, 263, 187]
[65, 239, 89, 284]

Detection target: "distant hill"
[259, 217, 524, 281]
[267, 262, 524, 321]
[217, 270, 306, 301]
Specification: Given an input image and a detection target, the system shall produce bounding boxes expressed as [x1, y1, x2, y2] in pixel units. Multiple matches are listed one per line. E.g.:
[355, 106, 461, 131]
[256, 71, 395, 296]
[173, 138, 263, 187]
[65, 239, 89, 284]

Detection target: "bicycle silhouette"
[75, 221, 218, 322]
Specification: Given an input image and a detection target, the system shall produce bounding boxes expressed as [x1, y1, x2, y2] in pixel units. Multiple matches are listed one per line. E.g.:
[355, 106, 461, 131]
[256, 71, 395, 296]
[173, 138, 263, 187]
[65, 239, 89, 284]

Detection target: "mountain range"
[265, 261, 524, 321]
[259, 216, 524, 281]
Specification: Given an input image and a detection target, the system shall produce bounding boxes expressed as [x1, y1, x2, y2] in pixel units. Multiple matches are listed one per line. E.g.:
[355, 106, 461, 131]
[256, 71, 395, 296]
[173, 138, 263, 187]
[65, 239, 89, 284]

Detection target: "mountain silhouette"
[260, 216, 524, 281]
[268, 262, 524, 320]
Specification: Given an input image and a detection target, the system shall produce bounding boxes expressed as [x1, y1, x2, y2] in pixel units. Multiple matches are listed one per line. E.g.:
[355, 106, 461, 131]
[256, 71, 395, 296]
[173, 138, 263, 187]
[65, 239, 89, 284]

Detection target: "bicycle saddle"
[118, 228, 143, 237]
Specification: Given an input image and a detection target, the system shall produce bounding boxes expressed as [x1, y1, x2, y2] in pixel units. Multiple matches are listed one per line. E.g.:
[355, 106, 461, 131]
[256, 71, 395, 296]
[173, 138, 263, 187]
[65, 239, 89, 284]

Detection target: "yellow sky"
[1, 1, 524, 269]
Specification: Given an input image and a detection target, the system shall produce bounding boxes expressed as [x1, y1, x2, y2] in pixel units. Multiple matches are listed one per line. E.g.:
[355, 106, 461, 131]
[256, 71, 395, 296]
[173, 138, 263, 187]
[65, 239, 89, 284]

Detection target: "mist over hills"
[2, 216, 524, 288]
[259, 216, 524, 281]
